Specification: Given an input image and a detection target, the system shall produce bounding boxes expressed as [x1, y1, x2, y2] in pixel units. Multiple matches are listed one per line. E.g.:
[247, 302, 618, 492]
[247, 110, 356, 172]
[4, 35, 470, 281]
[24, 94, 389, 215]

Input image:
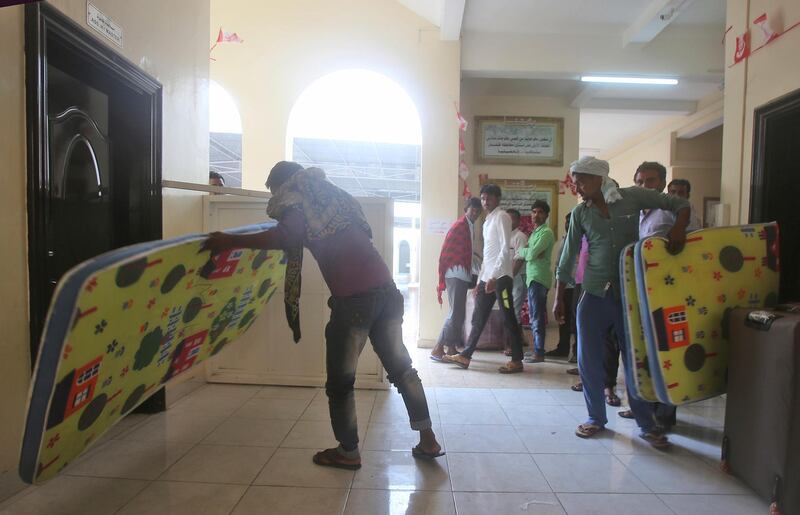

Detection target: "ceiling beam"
[570, 84, 598, 108]
[623, 0, 697, 47]
[583, 98, 697, 113]
[461, 29, 724, 83]
[439, 0, 465, 41]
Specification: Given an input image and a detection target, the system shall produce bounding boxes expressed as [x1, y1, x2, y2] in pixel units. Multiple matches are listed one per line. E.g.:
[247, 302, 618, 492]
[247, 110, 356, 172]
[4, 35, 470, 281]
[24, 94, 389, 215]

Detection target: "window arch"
[209, 80, 243, 187]
[286, 69, 421, 201]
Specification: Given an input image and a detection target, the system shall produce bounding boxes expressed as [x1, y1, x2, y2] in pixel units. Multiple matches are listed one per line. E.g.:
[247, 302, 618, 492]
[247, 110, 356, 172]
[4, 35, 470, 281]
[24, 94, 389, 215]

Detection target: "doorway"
[25, 4, 162, 362]
[285, 69, 423, 349]
[750, 88, 800, 302]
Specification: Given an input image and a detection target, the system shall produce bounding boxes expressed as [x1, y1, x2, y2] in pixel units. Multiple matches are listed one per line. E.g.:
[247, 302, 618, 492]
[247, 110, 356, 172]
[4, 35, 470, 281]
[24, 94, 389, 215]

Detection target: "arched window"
[286, 69, 421, 201]
[209, 80, 243, 187]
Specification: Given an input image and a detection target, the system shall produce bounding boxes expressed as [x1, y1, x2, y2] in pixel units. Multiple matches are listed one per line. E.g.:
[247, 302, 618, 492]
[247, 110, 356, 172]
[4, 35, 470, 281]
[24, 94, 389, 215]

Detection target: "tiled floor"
[0, 347, 765, 515]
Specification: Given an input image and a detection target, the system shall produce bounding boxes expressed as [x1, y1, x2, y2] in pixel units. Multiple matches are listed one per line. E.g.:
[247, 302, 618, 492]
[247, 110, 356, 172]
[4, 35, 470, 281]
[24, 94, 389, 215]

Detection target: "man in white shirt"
[667, 179, 703, 230]
[443, 184, 527, 374]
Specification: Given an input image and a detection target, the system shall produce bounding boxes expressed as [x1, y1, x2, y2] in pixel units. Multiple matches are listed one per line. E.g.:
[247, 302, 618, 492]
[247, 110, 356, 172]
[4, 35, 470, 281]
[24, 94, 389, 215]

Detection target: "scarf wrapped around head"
[569, 156, 622, 204]
[267, 166, 372, 342]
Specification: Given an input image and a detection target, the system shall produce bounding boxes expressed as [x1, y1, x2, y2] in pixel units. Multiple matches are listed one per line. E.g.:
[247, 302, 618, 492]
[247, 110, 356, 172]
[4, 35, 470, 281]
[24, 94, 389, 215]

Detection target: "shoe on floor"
[545, 349, 568, 358]
[442, 354, 470, 369]
[617, 409, 634, 419]
[566, 367, 579, 376]
[498, 360, 523, 374]
[312, 448, 362, 470]
[524, 353, 545, 363]
[639, 431, 671, 449]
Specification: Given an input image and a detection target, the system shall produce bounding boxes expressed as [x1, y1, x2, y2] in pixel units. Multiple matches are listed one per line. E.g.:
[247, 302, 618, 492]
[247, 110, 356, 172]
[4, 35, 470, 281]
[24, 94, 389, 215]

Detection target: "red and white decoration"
[455, 103, 472, 199]
[210, 27, 245, 61]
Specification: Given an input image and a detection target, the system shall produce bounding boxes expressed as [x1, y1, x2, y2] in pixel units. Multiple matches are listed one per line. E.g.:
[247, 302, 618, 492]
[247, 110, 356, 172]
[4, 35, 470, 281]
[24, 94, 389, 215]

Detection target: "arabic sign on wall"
[475, 116, 564, 166]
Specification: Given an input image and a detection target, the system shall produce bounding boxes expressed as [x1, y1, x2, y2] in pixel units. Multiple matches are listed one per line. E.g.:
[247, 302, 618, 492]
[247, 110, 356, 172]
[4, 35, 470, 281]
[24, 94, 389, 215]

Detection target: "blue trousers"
[527, 281, 548, 354]
[576, 291, 657, 431]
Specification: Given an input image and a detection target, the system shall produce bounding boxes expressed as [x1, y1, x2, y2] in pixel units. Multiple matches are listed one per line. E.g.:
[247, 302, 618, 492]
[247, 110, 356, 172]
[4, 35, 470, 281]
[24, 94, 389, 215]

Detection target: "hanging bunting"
[462, 180, 472, 199]
[458, 136, 466, 155]
[559, 172, 578, 196]
[753, 13, 778, 45]
[210, 27, 245, 61]
[454, 102, 468, 132]
[458, 160, 470, 180]
[733, 30, 750, 64]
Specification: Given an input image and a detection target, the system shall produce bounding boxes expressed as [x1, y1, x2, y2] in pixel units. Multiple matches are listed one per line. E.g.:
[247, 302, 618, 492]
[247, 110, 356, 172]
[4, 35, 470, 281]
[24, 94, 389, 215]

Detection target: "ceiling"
[461, 0, 726, 35]
[399, 0, 726, 156]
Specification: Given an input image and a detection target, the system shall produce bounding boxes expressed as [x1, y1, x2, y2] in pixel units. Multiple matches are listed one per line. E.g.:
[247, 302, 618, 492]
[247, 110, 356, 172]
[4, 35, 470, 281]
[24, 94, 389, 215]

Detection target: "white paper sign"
[87, 2, 123, 48]
[426, 219, 452, 235]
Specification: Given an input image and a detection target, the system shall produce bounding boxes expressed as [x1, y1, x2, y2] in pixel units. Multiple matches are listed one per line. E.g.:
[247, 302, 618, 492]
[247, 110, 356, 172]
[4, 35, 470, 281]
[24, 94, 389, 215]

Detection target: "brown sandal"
[571, 382, 583, 392]
[605, 391, 621, 407]
[498, 361, 523, 374]
[312, 448, 361, 470]
[639, 431, 671, 449]
[575, 423, 604, 438]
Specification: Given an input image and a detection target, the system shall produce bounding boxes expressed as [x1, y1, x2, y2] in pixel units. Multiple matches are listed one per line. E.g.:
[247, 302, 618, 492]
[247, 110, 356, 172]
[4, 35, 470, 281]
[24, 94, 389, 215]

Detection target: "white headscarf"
[569, 156, 623, 204]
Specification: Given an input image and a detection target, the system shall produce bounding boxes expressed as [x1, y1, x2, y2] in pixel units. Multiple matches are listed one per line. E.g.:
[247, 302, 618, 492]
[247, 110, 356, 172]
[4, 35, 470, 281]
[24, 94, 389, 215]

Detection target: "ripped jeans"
[325, 282, 432, 455]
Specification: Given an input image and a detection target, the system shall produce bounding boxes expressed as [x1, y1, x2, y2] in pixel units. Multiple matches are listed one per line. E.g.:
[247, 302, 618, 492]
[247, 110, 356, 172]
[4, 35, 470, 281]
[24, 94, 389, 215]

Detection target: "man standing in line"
[549, 213, 575, 359]
[516, 200, 555, 364]
[507, 208, 529, 357]
[553, 156, 690, 448]
[204, 161, 443, 470]
[431, 197, 482, 361]
[616, 162, 695, 427]
[444, 184, 527, 373]
[667, 178, 703, 230]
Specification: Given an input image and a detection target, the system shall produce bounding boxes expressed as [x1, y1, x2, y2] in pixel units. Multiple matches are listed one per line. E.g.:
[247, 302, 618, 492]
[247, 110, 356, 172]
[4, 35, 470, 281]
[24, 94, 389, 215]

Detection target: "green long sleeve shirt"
[517, 224, 555, 289]
[556, 187, 690, 298]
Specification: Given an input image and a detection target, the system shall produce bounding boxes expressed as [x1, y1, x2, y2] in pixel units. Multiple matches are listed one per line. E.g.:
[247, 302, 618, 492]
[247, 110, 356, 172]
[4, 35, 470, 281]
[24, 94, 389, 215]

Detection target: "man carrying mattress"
[553, 156, 690, 448]
[204, 161, 442, 470]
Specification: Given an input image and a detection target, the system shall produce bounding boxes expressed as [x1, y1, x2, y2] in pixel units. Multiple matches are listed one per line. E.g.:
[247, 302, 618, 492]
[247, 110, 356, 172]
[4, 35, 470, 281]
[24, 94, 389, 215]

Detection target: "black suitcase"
[723, 306, 800, 515]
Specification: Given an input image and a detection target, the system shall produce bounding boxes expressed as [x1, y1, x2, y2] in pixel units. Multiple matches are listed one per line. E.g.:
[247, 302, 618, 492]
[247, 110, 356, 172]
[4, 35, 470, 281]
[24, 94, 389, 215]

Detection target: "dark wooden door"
[26, 2, 162, 362]
[751, 88, 800, 302]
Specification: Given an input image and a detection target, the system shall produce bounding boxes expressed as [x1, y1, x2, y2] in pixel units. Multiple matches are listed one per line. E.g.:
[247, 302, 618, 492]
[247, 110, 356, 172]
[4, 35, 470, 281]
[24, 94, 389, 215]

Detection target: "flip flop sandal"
[312, 448, 362, 470]
[605, 392, 621, 407]
[429, 354, 444, 362]
[575, 423, 604, 438]
[571, 383, 583, 392]
[617, 409, 635, 419]
[639, 432, 671, 449]
[566, 368, 580, 376]
[412, 445, 445, 459]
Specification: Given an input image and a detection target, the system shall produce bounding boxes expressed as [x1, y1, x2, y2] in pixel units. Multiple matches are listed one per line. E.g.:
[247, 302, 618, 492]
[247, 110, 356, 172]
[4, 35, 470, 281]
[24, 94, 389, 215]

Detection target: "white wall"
[722, 0, 800, 222]
[0, 0, 210, 484]
[210, 0, 461, 345]
[459, 86, 581, 239]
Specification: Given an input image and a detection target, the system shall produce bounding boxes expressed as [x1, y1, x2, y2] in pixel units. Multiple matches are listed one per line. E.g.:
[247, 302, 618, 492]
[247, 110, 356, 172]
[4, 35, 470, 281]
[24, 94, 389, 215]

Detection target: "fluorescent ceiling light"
[581, 76, 679, 85]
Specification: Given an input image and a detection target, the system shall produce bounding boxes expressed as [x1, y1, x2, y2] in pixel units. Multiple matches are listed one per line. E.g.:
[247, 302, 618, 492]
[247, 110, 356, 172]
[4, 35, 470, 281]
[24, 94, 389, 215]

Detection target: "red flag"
[212, 27, 244, 50]
[753, 13, 778, 45]
[462, 180, 472, 199]
[559, 172, 578, 196]
[454, 103, 468, 131]
[458, 160, 469, 180]
[734, 31, 750, 63]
